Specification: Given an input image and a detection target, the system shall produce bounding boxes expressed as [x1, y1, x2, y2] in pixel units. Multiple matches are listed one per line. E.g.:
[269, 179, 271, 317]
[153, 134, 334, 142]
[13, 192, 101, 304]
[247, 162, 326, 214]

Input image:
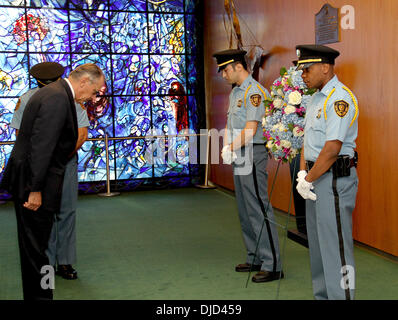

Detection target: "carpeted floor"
[0, 187, 397, 300]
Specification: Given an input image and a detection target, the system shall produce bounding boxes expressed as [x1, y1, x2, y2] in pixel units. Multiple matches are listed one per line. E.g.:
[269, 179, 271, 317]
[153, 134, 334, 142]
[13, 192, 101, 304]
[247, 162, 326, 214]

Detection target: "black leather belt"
[306, 153, 358, 178]
[306, 157, 356, 171]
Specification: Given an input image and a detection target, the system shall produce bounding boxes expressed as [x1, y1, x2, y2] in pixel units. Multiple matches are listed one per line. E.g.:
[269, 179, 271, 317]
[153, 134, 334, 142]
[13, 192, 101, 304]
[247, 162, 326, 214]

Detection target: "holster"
[306, 151, 358, 178]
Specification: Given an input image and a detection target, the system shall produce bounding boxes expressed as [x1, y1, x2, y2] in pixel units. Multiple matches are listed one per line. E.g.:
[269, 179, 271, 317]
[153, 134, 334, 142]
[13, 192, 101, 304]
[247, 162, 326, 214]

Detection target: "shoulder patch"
[334, 100, 349, 118]
[15, 98, 21, 111]
[249, 94, 262, 107]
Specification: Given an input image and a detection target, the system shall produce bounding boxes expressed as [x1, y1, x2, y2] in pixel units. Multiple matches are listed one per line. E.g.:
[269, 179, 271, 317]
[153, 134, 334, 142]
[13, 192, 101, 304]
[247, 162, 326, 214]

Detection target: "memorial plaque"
[315, 4, 340, 45]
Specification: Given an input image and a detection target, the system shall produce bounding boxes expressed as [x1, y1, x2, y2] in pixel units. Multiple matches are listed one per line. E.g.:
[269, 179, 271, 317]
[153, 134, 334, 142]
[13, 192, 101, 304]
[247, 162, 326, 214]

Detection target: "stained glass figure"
[111, 11, 148, 54]
[0, 0, 203, 191]
[0, 7, 28, 51]
[150, 54, 186, 95]
[149, 13, 184, 54]
[112, 54, 149, 96]
[69, 9, 110, 53]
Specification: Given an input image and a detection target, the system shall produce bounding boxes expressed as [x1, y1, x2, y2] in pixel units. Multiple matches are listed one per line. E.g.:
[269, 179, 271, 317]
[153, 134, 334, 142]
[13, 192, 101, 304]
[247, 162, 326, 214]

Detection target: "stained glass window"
[0, 0, 204, 194]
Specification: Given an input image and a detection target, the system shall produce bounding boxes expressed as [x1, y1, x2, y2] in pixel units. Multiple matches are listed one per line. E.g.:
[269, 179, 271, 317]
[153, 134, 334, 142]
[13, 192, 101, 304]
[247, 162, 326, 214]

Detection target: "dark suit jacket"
[1, 79, 78, 212]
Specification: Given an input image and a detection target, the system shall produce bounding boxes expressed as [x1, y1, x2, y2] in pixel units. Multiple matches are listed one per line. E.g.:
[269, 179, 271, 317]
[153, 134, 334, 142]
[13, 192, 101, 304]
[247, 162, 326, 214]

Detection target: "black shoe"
[56, 265, 78, 280]
[252, 270, 284, 283]
[235, 263, 262, 272]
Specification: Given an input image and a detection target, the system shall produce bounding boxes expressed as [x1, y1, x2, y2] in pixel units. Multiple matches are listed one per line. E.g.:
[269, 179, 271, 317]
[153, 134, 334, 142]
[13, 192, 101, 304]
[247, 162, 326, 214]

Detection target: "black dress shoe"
[252, 270, 284, 283]
[235, 263, 262, 272]
[56, 265, 78, 280]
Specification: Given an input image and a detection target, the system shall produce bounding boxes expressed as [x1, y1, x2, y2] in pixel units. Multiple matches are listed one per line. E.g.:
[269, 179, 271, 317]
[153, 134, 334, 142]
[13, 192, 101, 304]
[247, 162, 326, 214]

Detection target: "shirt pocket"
[231, 107, 245, 129]
[310, 110, 325, 132]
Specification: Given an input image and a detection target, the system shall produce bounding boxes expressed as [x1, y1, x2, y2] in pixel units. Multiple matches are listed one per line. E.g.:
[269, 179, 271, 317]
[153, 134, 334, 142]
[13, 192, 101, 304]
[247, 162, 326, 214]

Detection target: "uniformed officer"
[295, 44, 359, 300]
[10, 62, 90, 280]
[213, 49, 283, 283]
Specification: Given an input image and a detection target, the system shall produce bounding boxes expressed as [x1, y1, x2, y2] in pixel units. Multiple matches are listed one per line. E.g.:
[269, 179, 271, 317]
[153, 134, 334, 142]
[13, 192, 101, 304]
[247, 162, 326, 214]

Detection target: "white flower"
[262, 116, 267, 127]
[288, 90, 302, 105]
[280, 140, 291, 149]
[273, 98, 283, 109]
[272, 123, 280, 132]
[279, 124, 286, 132]
[281, 77, 288, 86]
[284, 104, 296, 115]
[266, 140, 274, 149]
[293, 126, 304, 137]
[277, 89, 284, 97]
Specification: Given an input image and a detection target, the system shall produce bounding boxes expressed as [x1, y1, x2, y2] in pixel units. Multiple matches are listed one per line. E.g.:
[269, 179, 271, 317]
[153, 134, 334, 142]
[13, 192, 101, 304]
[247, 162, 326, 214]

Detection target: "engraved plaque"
[315, 4, 340, 45]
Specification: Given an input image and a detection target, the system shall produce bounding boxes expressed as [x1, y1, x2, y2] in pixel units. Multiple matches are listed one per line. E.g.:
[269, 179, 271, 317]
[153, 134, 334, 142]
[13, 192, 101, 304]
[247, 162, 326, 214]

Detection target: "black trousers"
[14, 201, 54, 300]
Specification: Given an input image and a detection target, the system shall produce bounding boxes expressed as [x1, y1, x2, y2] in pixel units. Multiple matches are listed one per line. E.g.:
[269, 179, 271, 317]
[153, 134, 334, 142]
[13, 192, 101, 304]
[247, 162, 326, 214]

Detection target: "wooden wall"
[204, 0, 398, 256]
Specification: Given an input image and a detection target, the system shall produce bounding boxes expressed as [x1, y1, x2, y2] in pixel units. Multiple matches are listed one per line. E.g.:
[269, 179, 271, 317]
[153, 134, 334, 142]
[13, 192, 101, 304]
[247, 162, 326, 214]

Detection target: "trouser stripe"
[332, 175, 351, 300]
[252, 163, 277, 272]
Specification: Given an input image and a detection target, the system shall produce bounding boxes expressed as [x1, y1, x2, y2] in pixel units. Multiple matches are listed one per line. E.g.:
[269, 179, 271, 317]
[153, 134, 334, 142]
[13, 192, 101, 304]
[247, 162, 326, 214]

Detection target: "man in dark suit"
[1, 63, 105, 300]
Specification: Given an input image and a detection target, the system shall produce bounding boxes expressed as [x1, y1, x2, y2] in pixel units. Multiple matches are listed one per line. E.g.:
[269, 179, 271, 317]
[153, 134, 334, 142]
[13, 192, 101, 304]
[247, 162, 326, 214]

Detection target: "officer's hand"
[221, 145, 237, 165]
[296, 170, 308, 182]
[23, 191, 42, 211]
[296, 172, 317, 201]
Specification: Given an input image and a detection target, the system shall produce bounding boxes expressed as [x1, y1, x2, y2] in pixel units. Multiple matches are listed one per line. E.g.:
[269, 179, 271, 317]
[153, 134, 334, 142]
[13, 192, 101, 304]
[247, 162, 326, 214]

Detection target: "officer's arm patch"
[334, 100, 349, 118]
[249, 94, 262, 107]
[15, 98, 21, 111]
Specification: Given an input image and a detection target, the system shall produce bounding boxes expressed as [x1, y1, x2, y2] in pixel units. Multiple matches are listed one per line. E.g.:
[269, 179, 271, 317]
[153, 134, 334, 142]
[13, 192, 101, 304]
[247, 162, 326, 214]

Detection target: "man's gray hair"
[69, 63, 104, 83]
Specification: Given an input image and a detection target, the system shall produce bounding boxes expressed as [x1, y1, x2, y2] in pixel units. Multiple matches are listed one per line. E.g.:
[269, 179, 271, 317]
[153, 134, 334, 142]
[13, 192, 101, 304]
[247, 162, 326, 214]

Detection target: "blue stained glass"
[0, 8, 27, 51]
[114, 139, 153, 179]
[109, 0, 146, 11]
[0, 0, 24, 5]
[0, 98, 18, 141]
[77, 140, 115, 182]
[69, 9, 110, 53]
[150, 54, 186, 95]
[114, 96, 152, 179]
[85, 94, 113, 139]
[114, 95, 150, 137]
[71, 53, 111, 90]
[151, 95, 189, 177]
[185, 0, 199, 13]
[186, 54, 198, 95]
[112, 54, 150, 95]
[0, 0, 202, 187]
[0, 100, 15, 184]
[185, 14, 197, 54]
[148, 0, 183, 12]
[187, 95, 197, 131]
[70, 0, 107, 10]
[0, 52, 29, 97]
[151, 95, 175, 135]
[0, 144, 13, 184]
[110, 12, 148, 54]
[25, 9, 69, 52]
[149, 13, 185, 54]
[29, 52, 70, 73]
[27, 0, 68, 9]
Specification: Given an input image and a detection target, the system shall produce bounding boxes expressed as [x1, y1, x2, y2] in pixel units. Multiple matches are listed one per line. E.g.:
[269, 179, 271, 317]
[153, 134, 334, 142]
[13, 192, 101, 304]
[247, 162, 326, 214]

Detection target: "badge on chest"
[237, 99, 242, 108]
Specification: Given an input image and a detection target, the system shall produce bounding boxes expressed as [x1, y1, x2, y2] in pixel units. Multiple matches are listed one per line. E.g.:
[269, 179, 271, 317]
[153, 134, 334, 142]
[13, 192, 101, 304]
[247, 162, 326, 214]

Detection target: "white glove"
[296, 170, 317, 201]
[221, 145, 237, 165]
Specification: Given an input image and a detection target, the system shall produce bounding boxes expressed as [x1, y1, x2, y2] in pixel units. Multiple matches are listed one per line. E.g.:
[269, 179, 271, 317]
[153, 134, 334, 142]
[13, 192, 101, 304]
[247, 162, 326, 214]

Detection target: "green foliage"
[279, 67, 287, 76]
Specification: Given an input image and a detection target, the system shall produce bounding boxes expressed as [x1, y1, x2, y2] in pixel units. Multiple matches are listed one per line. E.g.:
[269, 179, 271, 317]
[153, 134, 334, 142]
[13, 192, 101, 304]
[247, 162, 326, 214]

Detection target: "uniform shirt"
[226, 74, 270, 145]
[304, 75, 358, 162]
[10, 87, 90, 130]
